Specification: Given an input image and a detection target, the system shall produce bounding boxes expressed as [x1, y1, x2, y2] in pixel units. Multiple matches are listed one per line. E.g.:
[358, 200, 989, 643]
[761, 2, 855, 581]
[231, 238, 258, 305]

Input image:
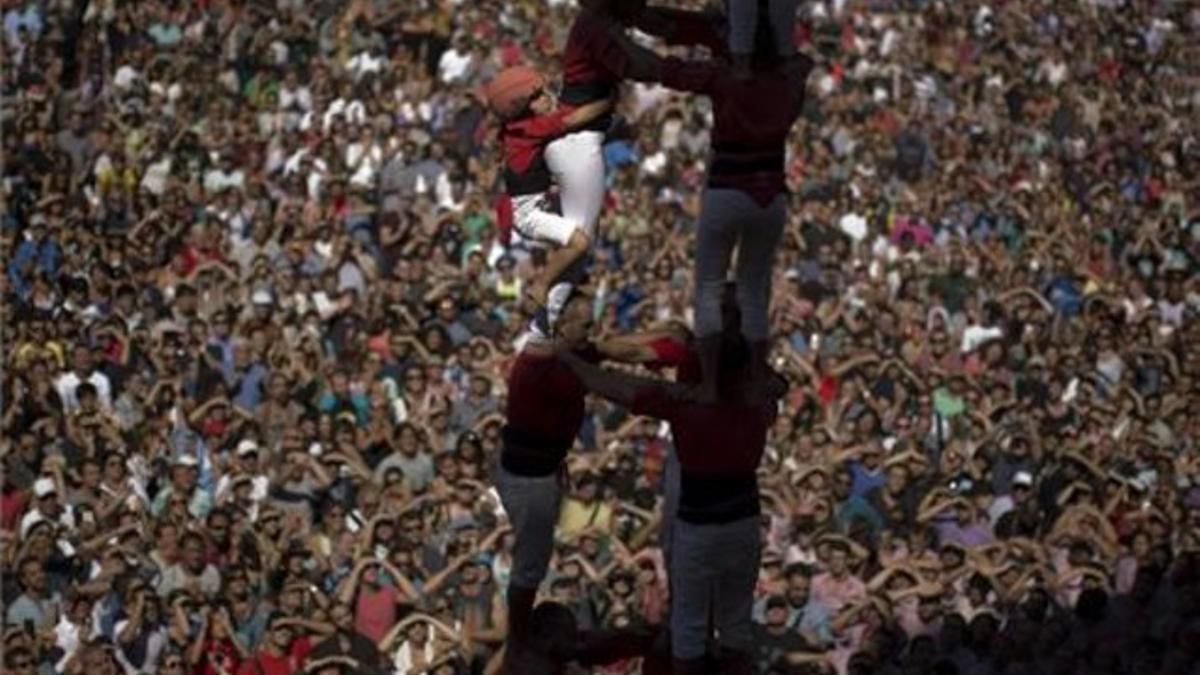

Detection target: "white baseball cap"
[236, 440, 260, 456]
[33, 478, 57, 498]
[173, 454, 199, 468]
[1013, 471, 1034, 488]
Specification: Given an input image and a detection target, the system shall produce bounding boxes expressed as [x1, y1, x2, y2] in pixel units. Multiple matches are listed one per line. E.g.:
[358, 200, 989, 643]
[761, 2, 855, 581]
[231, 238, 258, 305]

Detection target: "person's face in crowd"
[71, 344, 92, 375]
[80, 459, 101, 489]
[405, 369, 426, 396]
[323, 504, 346, 533]
[1131, 531, 1152, 559]
[917, 595, 942, 623]
[397, 425, 420, 456]
[80, 645, 116, 675]
[786, 573, 811, 608]
[209, 513, 231, 547]
[940, 547, 964, 570]
[36, 485, 60, 517]
[269, 620, 294, 650]
[862, 445, 883, 470]
[828, 548, 849, 578]
[227, 570, 251, 601]
[329, 601, 354, 635]
[183, 537, 205, 572]
[832, 470, 852, 500]
[1012, 480, 1033, 506]
[884, 465, 908, 495]
[20, 559, 47, 594]
[173, 463, 198, 491]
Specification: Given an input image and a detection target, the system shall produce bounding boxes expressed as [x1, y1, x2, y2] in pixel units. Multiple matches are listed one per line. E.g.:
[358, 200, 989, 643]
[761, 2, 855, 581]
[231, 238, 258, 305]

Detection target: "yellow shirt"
[557, 498, 613, 539]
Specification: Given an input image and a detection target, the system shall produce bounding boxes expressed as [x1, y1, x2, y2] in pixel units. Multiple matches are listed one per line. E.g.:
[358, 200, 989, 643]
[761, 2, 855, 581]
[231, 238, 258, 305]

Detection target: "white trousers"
[694, 189, 786, 341]
[542, 130, 606, 328]
[512, 192, 577, 246]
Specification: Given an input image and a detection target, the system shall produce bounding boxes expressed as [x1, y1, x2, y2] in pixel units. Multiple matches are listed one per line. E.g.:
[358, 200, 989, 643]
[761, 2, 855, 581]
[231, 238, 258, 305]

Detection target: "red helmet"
[482, 66, 546, 119]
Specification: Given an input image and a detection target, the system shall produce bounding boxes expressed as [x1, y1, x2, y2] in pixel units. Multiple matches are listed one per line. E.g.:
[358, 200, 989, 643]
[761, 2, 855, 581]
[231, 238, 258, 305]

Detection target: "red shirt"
[235, 638, 312, 675]
[500, 108, 572, 196]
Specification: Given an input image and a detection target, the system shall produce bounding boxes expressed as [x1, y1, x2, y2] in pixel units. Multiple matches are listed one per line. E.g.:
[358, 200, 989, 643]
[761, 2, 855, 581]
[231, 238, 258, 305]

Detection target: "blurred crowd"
[2, 0, 1199, 674]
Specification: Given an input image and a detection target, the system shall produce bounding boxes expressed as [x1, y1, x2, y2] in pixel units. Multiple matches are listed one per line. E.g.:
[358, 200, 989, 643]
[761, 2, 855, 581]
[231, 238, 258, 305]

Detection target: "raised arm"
[559, 351, 683, 409]
[594, 323, 691, 365]
[564, 98, 616, 130]
[631, 4, 727, 54]
[596, 18, 721, 93]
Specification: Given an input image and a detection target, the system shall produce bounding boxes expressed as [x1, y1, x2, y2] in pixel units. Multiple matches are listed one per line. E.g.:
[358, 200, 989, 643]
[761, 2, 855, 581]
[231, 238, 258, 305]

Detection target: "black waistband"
[501, 426, 570, 477]
[561, 81, 615, 105]
[713, 141, 782, 154]
[710, 154, 785, 177]
[504, 165, 553, 197]
[677, 472, 760, 525]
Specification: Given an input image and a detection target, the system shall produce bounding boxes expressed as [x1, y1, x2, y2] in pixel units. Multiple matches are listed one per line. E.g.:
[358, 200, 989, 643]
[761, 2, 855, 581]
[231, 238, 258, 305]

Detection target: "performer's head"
[482, 66, 550, 121]
[553, 289, 594, 349]
[529, 602, 578, 662]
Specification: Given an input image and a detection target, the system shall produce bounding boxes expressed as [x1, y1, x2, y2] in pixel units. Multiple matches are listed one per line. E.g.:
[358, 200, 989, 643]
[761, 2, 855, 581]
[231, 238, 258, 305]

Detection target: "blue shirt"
[849, 461, 885, 499]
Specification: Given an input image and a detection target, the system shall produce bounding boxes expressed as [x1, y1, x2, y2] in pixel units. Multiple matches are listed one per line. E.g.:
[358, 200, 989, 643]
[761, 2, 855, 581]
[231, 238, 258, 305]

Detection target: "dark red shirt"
[632, 388, 772, 476]
[500, 108, 573, 196]
[560, 10, 627, 130]
[501, 348, 590, 475]
[601, 15, 812, 207]
[632, 386, 775, 523]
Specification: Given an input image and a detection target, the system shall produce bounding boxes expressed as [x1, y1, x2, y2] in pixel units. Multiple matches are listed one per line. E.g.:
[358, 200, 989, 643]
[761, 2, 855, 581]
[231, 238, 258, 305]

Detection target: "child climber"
[483, 66, 613, 313]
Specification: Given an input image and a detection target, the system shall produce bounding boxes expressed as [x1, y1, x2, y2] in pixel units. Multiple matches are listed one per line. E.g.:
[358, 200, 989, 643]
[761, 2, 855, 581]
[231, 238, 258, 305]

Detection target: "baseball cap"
[33, 478, 57, 498]
[173, 454, 199, 468]
[1013, 471, 1034, 488]
[236, 440, 259, 456]
[481, 66, 545, 119]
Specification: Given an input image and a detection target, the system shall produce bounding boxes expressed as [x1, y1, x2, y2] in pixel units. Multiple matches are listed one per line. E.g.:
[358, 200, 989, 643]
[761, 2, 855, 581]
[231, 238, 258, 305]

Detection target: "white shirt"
[438, 48, 473, 84]
[54, 370, 113, 413]
[21, 504, 77, 538]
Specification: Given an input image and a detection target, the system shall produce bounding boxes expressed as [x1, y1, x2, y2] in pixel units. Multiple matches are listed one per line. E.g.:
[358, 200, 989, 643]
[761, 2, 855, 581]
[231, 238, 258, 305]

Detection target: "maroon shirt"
[560, 10, 627, 130]
[499, 107, 573, 196]
[600, 17, 813, 207]
[501, 348, 590, 475]
[632, 386, 775, 523]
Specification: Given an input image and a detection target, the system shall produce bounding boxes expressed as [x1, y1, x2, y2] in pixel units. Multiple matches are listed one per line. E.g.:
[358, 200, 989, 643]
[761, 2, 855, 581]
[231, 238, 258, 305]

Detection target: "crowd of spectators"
[2, 0, 1199, 674]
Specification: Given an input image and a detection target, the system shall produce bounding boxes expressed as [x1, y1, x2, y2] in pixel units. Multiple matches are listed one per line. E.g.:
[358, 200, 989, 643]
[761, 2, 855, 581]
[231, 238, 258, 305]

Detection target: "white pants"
[727, 0, 799, 56]
[694, 189, 786, 341]
[512, 192, 577, 246]
[543, 130, 606, 328]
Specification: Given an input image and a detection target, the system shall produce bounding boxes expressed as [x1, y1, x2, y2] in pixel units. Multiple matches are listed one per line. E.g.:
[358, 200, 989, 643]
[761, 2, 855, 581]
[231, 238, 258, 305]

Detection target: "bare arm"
[559, 352, 684, 408]
[564, 98, 615, 130]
